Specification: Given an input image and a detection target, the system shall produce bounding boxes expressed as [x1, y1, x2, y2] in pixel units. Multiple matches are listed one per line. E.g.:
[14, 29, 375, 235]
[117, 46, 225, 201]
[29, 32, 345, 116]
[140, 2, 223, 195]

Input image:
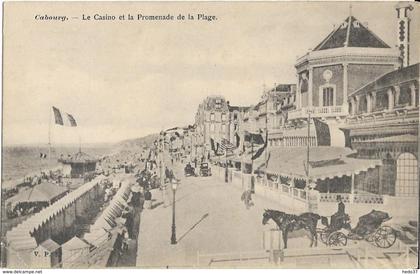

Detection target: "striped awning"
[265, 147, 382, 181]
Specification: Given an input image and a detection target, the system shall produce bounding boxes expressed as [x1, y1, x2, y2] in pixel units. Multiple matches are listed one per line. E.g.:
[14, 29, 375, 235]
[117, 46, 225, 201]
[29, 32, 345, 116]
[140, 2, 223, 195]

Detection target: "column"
[308, 68, 313, 107]
[296, 79, 301, 109]
[343, 63, 348, 109]
[349, 97, 356, 115]
[387, 88, 394, 110]
[394, 85, 401, 107]
[355, 95, 360, 114]
[366, 94, 372, 113]
[410, 83, 417, 107]
[371, 92, 377, 112]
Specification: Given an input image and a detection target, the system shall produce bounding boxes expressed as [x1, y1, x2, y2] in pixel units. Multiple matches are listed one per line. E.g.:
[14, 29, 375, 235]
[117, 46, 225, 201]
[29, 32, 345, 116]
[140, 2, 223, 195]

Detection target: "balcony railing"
[288, 106, 348, 120]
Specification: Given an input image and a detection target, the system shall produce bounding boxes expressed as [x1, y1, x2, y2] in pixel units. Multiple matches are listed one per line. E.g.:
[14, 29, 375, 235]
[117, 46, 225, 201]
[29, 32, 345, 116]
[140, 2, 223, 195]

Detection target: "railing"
[196, 243, 418, 268]
[353, 193, 383, 204]
[288, 105, 348, 120]
[346, 106, 419, 125]
[318, 193, 383, 204]
[319, 193, 351, 203]
[299, 189, 307, 200]
[281, 185, 290, 194]
[196, 250, 268, 267]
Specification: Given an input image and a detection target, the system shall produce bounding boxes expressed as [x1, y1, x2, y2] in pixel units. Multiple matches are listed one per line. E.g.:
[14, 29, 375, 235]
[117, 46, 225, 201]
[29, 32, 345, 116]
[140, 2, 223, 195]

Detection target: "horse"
[262, 209, 322, 249]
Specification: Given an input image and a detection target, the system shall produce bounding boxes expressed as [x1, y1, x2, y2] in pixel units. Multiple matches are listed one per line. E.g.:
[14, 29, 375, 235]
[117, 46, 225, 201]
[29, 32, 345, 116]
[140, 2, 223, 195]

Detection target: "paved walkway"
[135, 172, 327, 268]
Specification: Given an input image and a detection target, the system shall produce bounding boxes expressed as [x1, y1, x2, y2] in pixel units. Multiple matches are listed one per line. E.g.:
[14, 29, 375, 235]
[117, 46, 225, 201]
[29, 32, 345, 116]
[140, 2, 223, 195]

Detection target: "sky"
[3, 1, 419, 145]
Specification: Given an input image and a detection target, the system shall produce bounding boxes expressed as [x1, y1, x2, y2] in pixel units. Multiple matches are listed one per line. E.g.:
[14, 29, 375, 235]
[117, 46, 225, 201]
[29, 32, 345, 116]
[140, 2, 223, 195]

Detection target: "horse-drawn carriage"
[317, 210, 397, 248]
[262, 209, 397, 250]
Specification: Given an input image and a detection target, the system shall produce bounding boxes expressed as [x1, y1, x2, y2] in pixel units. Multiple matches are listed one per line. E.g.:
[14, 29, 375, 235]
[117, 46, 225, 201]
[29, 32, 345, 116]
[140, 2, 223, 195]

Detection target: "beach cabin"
[61, 236, 90, 268]
[31, 239, 61, 268]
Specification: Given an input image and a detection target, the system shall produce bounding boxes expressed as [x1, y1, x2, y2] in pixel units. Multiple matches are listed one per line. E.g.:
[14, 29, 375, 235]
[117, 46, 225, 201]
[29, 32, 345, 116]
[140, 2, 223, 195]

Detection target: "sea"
[2, 145, 115, 181]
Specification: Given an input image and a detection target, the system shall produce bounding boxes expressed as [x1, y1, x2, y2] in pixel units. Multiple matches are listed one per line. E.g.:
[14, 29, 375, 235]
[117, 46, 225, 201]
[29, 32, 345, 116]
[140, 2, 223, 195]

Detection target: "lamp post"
[170, 180, 178, 245]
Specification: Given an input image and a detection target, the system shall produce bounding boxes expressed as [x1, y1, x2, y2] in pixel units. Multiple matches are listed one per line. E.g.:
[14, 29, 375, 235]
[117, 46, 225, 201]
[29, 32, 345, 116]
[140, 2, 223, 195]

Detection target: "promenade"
[135, 168, 353, 268]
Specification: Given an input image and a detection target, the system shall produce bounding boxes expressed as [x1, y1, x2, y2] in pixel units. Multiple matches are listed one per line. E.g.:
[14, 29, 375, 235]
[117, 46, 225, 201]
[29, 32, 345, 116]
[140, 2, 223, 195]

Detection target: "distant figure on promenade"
[165, 167, 178, 183]
[144, 189, 152, 209]
[122, 207, 134, 239]
[241, 190, 253, 209]
[330, 195, 346, 229]
[130, 186, 142, 208]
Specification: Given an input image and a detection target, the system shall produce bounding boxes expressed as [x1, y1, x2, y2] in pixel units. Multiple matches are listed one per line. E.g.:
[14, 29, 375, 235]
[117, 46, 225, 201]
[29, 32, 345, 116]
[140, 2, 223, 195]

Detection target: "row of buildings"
[161, 3, 418, 219]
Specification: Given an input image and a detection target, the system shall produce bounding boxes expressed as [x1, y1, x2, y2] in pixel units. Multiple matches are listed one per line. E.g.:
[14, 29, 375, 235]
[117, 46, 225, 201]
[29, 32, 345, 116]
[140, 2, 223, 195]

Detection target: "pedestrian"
[144, 189, 152, 209]
[122, 208, 134, 239]
[131, 190, 141, 208]
[241, 190, 253, 209]
[331, 195, 346, 229]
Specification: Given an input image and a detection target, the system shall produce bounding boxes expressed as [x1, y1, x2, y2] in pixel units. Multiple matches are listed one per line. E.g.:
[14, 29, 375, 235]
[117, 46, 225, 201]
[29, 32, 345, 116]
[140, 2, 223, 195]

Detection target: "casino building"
[247, 4, 418, 219]
[269, 13, 403, 147]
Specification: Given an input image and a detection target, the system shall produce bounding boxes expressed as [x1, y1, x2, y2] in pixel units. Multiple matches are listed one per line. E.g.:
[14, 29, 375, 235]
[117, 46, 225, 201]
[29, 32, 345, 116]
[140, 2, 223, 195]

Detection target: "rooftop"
[59, 151, 98, 164]
[314, 16, 390, 51]
[349, 63, 419, 97]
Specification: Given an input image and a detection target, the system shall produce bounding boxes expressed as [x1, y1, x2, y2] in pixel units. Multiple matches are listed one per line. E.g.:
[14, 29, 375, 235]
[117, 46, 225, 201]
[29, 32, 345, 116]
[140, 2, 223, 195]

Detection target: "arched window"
[396, 153, 418, 197]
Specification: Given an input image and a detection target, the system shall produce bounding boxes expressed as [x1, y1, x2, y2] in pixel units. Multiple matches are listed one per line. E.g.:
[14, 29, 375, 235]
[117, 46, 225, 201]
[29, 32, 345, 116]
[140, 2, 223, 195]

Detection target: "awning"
[354, 134, 418, 143]
[6, 182, 68, 207]
[229, 151, 267, 167]
[265, 147, 382, 181]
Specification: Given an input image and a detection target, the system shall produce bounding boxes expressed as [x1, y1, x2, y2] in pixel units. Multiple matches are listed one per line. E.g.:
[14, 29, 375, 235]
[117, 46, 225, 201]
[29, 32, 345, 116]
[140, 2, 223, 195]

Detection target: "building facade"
[194, 96, 230, 157]
[345, 63, 419, 198]
[290, 16, 400, 123]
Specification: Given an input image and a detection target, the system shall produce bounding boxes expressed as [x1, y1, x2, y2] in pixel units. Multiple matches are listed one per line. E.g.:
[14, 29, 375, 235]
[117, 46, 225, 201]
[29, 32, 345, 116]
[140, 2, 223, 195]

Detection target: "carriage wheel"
[365, 233, 375, 242]
[374, 226, 396, 248]
[327, 231, 347, 247]
[317, 228, 329, 244]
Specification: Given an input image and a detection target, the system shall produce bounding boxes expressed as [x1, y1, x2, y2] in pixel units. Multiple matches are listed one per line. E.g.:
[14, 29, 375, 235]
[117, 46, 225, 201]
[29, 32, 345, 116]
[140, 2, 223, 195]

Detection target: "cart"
[317, 210, 397, 248]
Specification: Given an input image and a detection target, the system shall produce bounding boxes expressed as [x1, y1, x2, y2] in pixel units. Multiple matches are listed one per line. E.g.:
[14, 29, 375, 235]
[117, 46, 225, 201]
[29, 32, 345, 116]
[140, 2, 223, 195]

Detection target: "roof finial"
[349, 3, 352, 17]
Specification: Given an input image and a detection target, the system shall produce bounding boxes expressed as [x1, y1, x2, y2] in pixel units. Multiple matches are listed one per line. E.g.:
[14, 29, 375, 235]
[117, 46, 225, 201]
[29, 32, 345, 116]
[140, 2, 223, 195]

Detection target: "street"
[136, 170, 284, 267]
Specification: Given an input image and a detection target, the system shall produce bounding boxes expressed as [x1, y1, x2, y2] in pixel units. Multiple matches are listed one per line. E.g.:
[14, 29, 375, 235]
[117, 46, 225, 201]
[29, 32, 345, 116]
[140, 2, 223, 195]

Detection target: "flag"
[235, 133, 240, 148]
[210, 138, 224, 156]
[210, 138, 216, 152]
[339, 128, 352, 148]
[251, 131, 268, 160]
[313, 118, 331, 146]
[219, 138, 235, 152]
[313, 118, 349, 147]
[244, 131, 265, 145]
[52, 106, 64, 125]
[66, 113, 77, 127]
[52, 106, 78, 127]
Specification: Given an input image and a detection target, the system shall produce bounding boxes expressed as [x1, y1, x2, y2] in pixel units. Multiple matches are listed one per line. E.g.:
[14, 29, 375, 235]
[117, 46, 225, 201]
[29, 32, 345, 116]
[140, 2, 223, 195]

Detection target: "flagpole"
[48, 107, 52, 165]
[251, 137, 254, 175]
[306, 113, 311, 184]
[224, 139, 228, 183]
[265, 85, 270, 178]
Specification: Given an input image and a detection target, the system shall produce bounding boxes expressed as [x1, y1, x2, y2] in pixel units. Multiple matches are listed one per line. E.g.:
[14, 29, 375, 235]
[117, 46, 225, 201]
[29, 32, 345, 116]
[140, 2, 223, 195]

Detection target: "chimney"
[395, 2, 414, 67]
